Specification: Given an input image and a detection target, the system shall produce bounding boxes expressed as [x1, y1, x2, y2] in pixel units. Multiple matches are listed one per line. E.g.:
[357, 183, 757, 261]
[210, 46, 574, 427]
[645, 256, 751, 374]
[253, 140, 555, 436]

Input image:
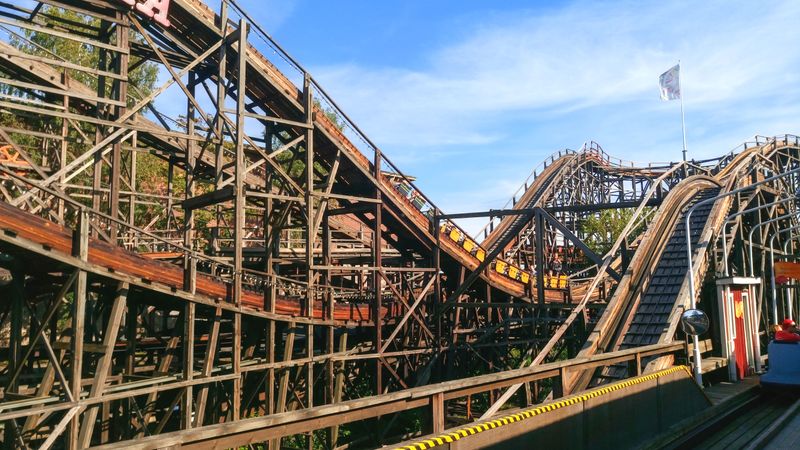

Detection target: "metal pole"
[748, 211, 798, 277]
[769, 225, 800, 322]
[684, 217, 704, 386]
[679, 61, 688, 162]
[785, 239, 796, 322]
[770, 237, 779, 325]
[720, 197, 792, 279]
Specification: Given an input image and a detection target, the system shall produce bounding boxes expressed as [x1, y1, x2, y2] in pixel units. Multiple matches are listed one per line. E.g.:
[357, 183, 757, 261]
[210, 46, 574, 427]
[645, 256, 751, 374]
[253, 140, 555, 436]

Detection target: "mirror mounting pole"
[681, 308, 710, 386]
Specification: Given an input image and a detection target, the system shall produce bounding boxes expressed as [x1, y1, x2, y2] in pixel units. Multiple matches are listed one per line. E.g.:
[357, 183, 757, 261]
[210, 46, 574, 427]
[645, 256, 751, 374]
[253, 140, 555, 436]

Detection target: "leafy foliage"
[314, 99, 345, 131]
[5, 7, 174, 231]
[11, 6, 158, 104]
[580, 208, 637, 255]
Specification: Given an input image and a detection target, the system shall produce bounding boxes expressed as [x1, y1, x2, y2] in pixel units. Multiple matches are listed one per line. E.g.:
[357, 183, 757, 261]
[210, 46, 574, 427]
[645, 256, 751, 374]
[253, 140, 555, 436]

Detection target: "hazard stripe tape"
[393, 365, 690, 450]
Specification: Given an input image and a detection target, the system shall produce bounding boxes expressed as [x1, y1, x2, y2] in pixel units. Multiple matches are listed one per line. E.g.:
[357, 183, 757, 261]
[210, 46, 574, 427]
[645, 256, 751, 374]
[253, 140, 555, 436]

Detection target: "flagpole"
[678, 61, 688, 162]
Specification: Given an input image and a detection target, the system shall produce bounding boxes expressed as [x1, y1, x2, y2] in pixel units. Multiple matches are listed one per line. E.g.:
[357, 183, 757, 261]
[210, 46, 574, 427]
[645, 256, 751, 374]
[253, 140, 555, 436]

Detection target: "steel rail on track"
[744, 397, 800, 449]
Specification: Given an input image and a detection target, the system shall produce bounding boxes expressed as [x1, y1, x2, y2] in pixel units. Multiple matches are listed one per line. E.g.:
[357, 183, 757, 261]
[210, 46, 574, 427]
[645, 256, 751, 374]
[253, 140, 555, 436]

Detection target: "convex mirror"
[680, 309, 710, 336]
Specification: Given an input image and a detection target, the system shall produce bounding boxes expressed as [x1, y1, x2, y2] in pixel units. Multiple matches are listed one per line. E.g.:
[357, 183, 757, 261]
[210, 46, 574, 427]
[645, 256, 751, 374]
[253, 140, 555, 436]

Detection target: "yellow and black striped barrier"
[394, 365, 692, 450]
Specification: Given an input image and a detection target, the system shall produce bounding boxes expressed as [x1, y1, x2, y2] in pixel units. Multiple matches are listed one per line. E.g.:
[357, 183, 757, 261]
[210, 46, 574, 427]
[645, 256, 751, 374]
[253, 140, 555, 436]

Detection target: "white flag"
[659, 64, 681, 101]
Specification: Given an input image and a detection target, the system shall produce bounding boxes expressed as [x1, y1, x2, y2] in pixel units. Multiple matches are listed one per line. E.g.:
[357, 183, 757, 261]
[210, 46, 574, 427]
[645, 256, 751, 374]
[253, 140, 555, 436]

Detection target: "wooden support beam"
[431, 392, 444, 434]
[329, 332, 347, 446]
[270, 323, 296, 449]
[183, 303, 196, 428]
[68, 210, 89, 450]
[194, 307, 221, 427]
[78, 282, 129, 448]
[231, 18, 249, 423]
[381, 275, 436, 353]
[138, 317, 183, 437]
[84, 342, 686, 450]
[181, 185, 234, 211]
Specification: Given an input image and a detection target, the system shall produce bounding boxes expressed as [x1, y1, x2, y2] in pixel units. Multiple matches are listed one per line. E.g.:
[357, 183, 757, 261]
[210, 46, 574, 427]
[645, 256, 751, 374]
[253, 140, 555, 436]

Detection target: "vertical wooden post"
[109, 16, 129, 241]
[303, 77, 315, 368]
[373, 152, 383, 396]
[433, 210, 443, 381]
[303, 73, 316, 450]
[271, 324, 295, 450]
[184, 68, 197, 294]
[266, 315, 276, 422]
[635, 352, 642, 376]
[123, 294, 137, 440]
[323, 211, 336, 447]
[264, 123, 277, 448]
[330, 333, 347, 446]
[195, 307, 221, 427]
[92, 20, 110, 222]
[77, 282, 128, 448]
[7, 267, 21, 394]
[534, 210, 546, 305]
[128, 132, 138, 234]
[211, 0, 228, 255]
[68, 209, 89, 450]
[431, 392, 445, 434]
[58, 79, 69, 223]
[524, 382, 533, 407]
[554, 367, 569, 399]
[230, 18, 249, 423]
[183, 302, 195, 428]
[3, 263, 25, 448]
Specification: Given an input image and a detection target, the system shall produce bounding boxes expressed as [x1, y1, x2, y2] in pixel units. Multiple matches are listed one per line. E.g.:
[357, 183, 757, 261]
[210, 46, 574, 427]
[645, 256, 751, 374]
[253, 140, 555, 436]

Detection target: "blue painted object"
[761, 341, 800, 389]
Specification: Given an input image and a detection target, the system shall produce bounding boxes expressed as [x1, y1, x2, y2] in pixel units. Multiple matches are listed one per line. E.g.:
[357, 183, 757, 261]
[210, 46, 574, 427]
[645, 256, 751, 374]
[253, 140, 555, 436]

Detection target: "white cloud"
[311, 0, 800, 151]
[142, 0, 800, 227]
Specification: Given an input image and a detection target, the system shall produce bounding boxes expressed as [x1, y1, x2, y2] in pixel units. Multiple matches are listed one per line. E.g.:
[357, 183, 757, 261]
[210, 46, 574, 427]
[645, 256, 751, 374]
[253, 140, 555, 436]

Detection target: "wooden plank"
[67, 211, 88, 450]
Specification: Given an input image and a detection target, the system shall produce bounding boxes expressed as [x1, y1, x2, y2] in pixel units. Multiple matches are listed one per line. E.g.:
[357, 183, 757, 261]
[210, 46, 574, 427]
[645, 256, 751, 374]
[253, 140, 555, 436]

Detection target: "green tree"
[6, 6, 163, 223]
[11, 6, 158, 104]
[314, 99, 345, 131]
[580, 208, 637, 256]
[6, 6, 158, 178]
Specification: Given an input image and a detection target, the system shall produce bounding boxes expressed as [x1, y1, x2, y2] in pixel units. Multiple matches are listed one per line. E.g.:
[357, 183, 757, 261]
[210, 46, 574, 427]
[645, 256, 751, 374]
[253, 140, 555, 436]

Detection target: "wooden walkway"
[702, 376, 760, 405]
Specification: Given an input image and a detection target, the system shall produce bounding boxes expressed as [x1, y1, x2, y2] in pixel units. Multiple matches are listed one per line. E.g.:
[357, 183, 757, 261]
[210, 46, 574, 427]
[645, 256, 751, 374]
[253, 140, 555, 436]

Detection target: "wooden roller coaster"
[0, 0, 798, 448]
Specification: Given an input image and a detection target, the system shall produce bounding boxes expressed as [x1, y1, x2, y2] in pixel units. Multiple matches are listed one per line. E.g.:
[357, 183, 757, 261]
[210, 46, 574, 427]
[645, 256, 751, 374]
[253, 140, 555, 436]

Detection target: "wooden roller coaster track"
[0, 0, 798, 447]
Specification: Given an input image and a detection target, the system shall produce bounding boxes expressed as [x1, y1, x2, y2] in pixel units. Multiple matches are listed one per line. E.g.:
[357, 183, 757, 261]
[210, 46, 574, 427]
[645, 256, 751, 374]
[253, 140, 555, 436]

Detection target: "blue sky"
[15, 0, 796, 235]
[222, 0, 800, 234]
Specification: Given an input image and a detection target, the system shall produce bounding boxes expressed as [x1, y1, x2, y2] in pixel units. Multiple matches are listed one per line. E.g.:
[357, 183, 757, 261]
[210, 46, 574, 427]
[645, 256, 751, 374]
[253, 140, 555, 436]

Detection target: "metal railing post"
[685, 163, 800, 386]
[749, 212, 795, 277]
[768, 225, 800, 322]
